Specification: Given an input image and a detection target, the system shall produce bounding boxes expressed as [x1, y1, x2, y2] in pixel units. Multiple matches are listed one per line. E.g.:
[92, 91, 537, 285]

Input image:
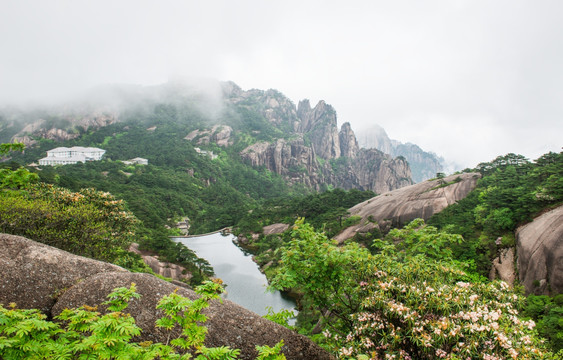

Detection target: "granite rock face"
[262, 223, 290, 235]
[12, 113, 118, 147]
[339, 122, 360, 159]
[489, 247, 516, 287]
[297, 100, 341, 159]
[0, 234, 332, 360]
[333, 173, 481, 242]
[233, 90, 413, 193]
[185, 125, 233, 147]
[516, 205, 563, 295]
[241, 138, 321, 188]
[0, 233, 126, 315]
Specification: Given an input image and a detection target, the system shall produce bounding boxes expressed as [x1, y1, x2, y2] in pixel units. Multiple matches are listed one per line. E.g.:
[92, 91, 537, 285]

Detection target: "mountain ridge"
[2, 80, 415, 194]
[357, 123, 446, 182]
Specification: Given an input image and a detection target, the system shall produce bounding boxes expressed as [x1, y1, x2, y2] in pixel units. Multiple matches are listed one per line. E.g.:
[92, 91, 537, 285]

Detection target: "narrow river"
[174, 232, 296, 317]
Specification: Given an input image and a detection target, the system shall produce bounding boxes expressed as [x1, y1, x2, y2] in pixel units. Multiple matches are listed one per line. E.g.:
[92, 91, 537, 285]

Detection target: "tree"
[272, 219, 555, 359]
[270, 219, 376, 334]
[0, 142, 38, 189]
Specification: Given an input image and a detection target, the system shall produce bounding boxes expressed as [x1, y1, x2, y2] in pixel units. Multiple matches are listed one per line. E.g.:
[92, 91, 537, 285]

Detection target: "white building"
[123, 157, 148, 165]
[38, 146, 106, 166]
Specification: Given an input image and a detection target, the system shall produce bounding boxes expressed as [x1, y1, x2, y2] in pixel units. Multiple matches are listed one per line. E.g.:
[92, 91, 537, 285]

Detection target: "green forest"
[232, 151, 563, 357]
[0, 96, 562, 358]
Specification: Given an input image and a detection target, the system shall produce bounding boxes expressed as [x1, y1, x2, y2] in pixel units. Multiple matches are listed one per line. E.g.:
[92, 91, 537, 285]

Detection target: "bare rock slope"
[0, 233, 332, 360]
[516, 205, 563, 295]
[129, 243, 192, 282]
[334, 173, 481, 242]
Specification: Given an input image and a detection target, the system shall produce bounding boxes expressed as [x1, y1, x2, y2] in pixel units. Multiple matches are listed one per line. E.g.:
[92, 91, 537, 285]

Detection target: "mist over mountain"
[356, 124, 457, 182]
[1, 80, 418, 194]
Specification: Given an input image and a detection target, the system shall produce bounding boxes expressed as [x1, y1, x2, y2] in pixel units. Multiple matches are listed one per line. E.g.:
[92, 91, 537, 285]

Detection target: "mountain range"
[0, 80, 438, 194]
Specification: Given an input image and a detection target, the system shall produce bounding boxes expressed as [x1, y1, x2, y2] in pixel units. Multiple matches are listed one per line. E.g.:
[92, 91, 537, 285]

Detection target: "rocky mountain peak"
[297, 100, 340, 159]
[339, 122, 359, 159]
[297, 99, 311, 114]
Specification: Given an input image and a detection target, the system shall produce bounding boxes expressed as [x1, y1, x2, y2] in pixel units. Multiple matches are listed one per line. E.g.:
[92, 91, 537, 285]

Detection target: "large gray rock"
[263, 223, 290, 235]
[334, 173, 481, 242]
[489, 247, 516, 287]
[52, 272, 331, 360]
[516, 205, 563, 295]
[0, 234, 332, 359]
[0, 233, 125, 315]
[185, 125, 233, 147]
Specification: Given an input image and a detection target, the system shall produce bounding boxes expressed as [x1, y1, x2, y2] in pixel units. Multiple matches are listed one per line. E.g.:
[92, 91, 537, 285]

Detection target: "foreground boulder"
[0, 234, 333, 360]
[516, 205, 563, 295]
[334, 172, 481, 242]
[0, 233, 126, 314]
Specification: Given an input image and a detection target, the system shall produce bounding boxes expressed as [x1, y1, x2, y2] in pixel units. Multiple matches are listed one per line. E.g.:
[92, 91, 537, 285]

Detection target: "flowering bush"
[332, 265, 549, 359]
[273, 219, 555, 359]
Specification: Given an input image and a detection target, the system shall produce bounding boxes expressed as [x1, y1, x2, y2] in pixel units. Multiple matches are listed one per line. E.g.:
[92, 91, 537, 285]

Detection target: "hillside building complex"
[38, 146, 106, 166]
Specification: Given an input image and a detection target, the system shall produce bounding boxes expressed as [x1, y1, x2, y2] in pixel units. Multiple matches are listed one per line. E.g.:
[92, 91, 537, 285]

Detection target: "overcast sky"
[1, 1, 562, 169]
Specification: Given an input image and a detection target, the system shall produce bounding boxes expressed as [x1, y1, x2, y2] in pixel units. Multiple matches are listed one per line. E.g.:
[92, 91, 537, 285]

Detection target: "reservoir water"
[174, 232, 296, 317]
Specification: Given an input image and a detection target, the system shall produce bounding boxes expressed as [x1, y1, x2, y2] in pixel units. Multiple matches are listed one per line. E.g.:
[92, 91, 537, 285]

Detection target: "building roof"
[48, 146, 105, 153]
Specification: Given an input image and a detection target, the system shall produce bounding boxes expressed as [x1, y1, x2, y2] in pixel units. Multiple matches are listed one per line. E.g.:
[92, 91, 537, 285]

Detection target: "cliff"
[516, 205, 563, 295]
[3, 80, 415, 193]
[0, 233, 332, 360]
[333, 172, 481, 242]
[231, 89, 413, 193]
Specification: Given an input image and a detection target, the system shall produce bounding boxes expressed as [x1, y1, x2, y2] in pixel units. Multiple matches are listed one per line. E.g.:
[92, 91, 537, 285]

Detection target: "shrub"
[0, 183, 139, 264]
[0, 282, 286, 359]
[272, 219, 555, 359]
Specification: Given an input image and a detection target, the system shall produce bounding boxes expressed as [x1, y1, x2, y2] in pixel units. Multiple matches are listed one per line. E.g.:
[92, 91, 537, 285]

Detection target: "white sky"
[1, 1, 562, 169]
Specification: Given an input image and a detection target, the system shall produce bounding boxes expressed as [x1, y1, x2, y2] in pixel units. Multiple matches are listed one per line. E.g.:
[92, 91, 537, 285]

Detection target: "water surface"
[175, 233, 296, 316]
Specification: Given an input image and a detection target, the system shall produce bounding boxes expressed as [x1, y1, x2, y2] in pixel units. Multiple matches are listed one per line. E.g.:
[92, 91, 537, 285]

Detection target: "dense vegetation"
[2, 91, 562, 358]
[232, 151, 563, 355]
[0, 144, 218, 284]
[11, 117, 294, 234]
[269, 219, 560, 359]
[0, 281, 285, 359]
[428, 152, 563, 277]
[237, 187, 375, 236]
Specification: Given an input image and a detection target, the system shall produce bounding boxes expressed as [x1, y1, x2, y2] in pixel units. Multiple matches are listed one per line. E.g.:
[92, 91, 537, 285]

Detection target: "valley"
[0, 81, 562, 358]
